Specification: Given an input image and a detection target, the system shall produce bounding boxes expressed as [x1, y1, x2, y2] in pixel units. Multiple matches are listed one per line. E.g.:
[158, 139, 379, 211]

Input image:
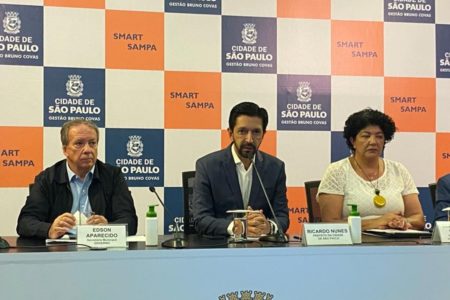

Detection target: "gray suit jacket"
[193, 145, 289, 236]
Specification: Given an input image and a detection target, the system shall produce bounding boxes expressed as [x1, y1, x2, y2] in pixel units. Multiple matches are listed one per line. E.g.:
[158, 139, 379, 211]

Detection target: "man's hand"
[247, 210, 271, 237]
[48, 212, 76, 239]
[86, 214, 108, 225]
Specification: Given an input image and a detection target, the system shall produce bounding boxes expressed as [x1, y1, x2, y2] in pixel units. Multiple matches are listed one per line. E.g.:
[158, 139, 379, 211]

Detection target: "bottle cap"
[347, 204, 360, 216]
[147, 204, 158, 217]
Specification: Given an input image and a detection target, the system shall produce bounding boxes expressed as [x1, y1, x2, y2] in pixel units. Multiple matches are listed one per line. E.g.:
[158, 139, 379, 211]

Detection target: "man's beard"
[238, 142, 256, 159]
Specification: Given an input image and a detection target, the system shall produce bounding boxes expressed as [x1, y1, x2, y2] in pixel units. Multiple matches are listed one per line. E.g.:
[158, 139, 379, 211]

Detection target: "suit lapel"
[222, 145, 244, 209]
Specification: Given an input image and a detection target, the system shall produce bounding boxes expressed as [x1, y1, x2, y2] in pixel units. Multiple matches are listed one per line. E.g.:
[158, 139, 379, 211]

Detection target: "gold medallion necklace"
[353, 157, 386, 208]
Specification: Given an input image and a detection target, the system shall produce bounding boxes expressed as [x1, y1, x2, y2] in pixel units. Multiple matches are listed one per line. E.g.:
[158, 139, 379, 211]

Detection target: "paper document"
[364, 229, 432, 238]
[45, 235, 77, 244]
[126, 235, 145, 242]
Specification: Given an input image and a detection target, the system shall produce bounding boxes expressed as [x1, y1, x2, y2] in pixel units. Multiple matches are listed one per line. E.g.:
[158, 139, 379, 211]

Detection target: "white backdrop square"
[222, 0, 276, 17]
[164, 13, 221, 72]
[105, 69, 164, 128]
[277, 130, 331, 186]
[44, 7, 105, 68]
[164, 129, 221, 186]
[436, 0, 450, 24]
[277, 18, 331, 75]
[436, 78, 450, 132]
[384, 22, 435, 78]
[221, 73, 277, 130]
[43, 127, 64, 169]
[0, 188, 29, 236]
[331, 0, 383, 21]
[96, 128, 105, 163]
[384, 132, 435, 187]
[0, 65, 43, 126]
[105, 0, 164, 12]
[331, 76, 384, 131]
[2, 0, 42, 4]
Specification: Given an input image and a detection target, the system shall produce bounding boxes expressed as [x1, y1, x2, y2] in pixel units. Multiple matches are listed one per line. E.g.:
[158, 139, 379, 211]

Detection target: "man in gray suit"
[193, 102, 289, 237]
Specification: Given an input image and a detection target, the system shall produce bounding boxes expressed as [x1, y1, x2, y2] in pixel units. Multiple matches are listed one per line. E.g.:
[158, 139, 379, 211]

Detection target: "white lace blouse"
[317, 157, 418, 218]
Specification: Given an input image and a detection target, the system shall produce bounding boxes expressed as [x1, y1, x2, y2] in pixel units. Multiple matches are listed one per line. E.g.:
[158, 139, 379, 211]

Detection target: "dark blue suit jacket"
[435, 174, 450, 222]
[193, 145, 289, 236]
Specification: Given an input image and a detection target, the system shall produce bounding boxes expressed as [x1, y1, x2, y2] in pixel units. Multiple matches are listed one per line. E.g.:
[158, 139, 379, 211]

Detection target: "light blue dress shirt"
[67, 163, 95, 234]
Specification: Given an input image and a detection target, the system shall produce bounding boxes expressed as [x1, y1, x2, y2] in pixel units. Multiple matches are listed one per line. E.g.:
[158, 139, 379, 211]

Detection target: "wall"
[0, 0, 449, 236]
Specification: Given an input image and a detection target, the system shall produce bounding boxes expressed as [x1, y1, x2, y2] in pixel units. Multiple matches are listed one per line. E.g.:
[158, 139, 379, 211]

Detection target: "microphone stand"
[149, 187, 187, 249]
[250, 158, 289, 243]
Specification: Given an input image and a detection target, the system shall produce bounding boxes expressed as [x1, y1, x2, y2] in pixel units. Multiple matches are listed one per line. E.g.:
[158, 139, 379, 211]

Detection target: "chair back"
[182, 171, 196, 234]
[428, 183, 437, 208]
[304, 180, 321, 223]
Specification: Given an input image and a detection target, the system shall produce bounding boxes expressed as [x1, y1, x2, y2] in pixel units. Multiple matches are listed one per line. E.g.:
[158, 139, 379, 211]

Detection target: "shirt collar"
[66, 161, 95, 181]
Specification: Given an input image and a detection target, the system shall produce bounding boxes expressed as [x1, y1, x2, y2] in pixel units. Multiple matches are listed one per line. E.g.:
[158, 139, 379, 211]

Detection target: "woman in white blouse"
[318, 108, 424, 230]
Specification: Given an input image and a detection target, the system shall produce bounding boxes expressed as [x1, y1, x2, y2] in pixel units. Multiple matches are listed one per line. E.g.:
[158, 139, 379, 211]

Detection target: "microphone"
[149, 187, 187, 249]
[246, 152, 289, 243]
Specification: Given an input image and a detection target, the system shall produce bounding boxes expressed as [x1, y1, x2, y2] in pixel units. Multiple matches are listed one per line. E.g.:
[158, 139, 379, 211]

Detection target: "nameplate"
[432, 221, 450, 243]
[302, 223, 353, 246]
[77, 224, 127, 249]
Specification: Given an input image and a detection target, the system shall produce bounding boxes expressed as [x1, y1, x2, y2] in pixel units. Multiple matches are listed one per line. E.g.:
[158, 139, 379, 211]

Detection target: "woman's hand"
[387, 216, 411, 230]
[373, 212, 411, 230]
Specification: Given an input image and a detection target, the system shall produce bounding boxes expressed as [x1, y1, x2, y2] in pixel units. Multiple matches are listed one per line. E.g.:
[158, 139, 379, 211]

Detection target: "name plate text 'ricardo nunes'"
[302, 223, 352, 246]
[77, 224, 127, 249]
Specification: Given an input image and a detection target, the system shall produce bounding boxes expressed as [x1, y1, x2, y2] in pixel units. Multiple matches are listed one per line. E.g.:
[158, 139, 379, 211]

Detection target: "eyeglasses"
[236, 128, 263, 138]
[72, 140, 98, 150]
